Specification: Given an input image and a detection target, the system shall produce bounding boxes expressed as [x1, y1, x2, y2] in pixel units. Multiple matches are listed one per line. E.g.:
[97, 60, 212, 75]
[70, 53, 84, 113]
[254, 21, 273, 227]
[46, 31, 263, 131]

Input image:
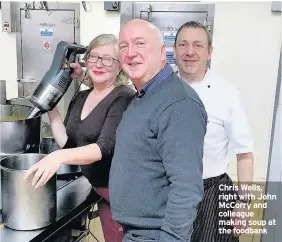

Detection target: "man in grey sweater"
[109, 19, 208, 242]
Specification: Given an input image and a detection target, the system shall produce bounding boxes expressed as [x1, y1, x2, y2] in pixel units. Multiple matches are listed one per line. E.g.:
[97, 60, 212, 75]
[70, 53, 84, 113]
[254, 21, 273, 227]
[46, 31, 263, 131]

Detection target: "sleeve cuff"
[96, 139, 114, 158]
[62, 138, 76, 149]
[231, 147, 254, 155]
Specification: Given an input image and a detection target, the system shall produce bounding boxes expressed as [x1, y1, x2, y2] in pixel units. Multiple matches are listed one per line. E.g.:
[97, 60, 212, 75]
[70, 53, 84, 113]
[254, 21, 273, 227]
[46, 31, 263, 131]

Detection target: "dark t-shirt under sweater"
[63, 85, 136, 187]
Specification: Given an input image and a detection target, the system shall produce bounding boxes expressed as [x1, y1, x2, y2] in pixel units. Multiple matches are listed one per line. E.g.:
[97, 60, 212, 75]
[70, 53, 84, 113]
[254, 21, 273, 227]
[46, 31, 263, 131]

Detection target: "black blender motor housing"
[26, 41, 87, 119]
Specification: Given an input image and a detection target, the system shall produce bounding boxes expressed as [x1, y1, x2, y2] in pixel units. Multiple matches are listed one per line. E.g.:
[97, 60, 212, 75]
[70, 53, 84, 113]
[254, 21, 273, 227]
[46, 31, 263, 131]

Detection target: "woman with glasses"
[25, 34, 136, 242]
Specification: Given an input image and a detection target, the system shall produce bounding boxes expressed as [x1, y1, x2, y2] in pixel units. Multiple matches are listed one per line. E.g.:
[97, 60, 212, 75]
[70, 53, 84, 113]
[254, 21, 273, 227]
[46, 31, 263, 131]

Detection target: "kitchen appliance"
[40, 136, 81, 175]
[0, 153, 57, 230]
[25, 41, 87, 119]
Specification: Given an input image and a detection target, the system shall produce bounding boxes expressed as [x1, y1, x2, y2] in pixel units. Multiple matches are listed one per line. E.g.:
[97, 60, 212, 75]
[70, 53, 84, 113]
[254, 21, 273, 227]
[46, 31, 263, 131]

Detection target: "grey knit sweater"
[109, 72, 207, 242]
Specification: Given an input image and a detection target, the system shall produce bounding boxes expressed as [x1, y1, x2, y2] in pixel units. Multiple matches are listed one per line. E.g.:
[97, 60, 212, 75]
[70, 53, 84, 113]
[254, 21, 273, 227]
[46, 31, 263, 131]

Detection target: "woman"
[24, 34, 136, 242]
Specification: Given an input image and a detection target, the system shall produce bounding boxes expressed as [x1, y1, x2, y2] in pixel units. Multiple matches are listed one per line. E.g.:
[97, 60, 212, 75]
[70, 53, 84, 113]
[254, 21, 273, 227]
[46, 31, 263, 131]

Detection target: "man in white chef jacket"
[173, 21, 254, 242]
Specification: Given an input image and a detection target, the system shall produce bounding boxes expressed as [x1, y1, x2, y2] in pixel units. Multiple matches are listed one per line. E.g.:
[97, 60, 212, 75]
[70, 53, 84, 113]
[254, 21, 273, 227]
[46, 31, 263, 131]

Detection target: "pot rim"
[0, 153, 46, 172]
[41, 136, 56, 140]
[0, 104, 41, 121]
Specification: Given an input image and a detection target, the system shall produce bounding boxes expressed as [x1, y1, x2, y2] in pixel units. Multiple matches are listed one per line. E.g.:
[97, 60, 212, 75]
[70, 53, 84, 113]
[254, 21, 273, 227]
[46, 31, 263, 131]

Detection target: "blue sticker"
[166, 51, 176, 66]
[164, 35, 176, 41]
[163, 32, 176, 42]
[40, 28, 53, 36]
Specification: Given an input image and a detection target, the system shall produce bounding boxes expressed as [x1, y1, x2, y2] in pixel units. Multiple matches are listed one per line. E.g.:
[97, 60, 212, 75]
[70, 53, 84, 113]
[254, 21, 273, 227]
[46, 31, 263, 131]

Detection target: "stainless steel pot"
[0, 104, 41, 155]
[0, 153, 57, 230]
[0, 104, 42, 218]
[40, 137, 81, 175]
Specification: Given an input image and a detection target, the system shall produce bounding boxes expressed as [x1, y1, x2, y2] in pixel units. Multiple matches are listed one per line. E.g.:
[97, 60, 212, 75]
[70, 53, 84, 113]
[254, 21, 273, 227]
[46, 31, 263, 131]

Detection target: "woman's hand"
[24, 150, 66, 188]
[62, 57, 84, 80]
[70, 62, 85, 80]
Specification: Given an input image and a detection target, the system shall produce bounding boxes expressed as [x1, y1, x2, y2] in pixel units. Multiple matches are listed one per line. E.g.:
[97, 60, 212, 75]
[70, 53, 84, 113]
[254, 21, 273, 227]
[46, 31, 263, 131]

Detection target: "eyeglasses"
[86, 54, 118, 67]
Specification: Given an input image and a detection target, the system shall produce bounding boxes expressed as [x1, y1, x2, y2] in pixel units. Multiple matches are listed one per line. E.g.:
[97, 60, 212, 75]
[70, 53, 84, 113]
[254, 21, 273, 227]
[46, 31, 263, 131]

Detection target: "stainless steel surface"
[261, 45, 282, 242]
[19, 8, 75, 82]
[0, 105, 41, 155]
[0, 154, 8, 224]
[25, 106, 41, 119]
[0, 81, 6, 104]
[40, 137, 81, 175]
[271, 1, 282, 12]
[8, 97, 33, 107]
[1, 2, 17, 32]
[120, 2, 215, 70]
[0, 104, 41, 213]
[41, 121, 53, 137]
[0, 153, 57, 231]
[14, 2, 80, 91]
[0, 176, 97, 242]
[12, 2, 81, 121]
[0, 104, 14, 118]
[7, 98, 54, 138]
[13, 2, 81, 81]
[18, 79, 39, 98]
[120, 2, 215, 30]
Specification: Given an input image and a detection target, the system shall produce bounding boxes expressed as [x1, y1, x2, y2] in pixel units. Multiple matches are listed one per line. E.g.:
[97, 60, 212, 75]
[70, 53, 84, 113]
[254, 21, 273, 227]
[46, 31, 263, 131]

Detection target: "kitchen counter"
[0, 176, 101, 242]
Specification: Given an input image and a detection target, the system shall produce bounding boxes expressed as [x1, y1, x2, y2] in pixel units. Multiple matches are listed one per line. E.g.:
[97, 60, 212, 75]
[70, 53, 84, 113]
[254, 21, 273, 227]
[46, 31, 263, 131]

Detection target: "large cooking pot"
[0, 153, 57, 230]
[0, 104, 41, 155]
[40, 136, 81, 175]
[0, 104, 41, 219]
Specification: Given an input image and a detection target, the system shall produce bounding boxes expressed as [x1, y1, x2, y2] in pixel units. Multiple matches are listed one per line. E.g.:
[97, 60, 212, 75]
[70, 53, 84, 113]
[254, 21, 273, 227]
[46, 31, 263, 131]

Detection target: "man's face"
[174, 27, 213, 75]
[119, 23, 166, 84]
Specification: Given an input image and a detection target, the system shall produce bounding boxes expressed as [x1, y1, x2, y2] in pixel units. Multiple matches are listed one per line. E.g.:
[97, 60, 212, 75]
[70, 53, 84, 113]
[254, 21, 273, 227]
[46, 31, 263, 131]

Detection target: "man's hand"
[24, 150, 66, 188]
[230, 200, 250, 237]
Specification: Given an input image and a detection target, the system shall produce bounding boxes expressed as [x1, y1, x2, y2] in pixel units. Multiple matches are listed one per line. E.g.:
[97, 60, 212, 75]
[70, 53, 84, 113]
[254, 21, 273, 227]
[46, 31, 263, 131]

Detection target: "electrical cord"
[71, 78, 83, 102]
[70, 71, 89, 104]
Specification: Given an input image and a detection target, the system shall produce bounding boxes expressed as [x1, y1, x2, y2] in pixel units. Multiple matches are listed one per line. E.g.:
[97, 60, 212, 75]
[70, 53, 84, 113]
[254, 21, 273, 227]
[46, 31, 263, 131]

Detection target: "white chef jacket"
[179, 69, 254, 179]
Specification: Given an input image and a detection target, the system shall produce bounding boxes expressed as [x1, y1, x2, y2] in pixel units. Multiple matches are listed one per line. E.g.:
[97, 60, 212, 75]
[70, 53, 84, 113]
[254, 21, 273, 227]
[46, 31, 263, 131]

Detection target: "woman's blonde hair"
[85, 34, 132, 87]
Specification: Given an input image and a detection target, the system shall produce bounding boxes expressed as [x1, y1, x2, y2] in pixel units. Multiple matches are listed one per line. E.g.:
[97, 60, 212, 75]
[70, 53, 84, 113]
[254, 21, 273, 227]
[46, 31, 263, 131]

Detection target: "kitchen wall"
[0, 1, 281, 182]
[211, 2, 281, 182]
